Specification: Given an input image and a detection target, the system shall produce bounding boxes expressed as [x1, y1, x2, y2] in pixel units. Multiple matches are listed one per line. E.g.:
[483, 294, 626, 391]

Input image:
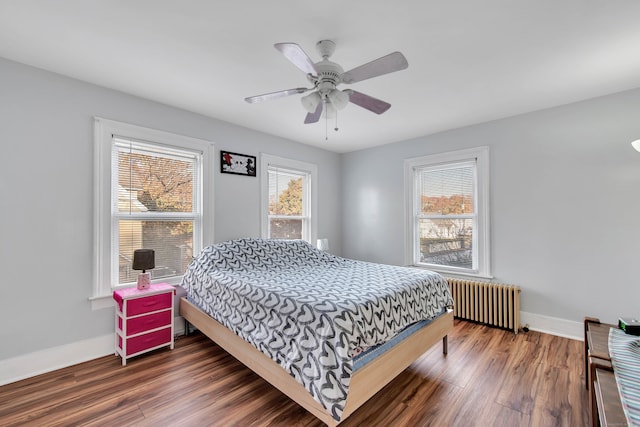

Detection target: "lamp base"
[137, 272, 151, 290]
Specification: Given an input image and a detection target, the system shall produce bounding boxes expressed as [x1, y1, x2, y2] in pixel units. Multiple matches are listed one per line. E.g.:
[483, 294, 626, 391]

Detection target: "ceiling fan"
[244, 40, 409, 125]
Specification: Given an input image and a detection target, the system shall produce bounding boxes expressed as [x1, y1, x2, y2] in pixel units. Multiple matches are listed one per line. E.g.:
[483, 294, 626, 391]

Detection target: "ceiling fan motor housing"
[311, 60, 344, 93]
[313, 63, 349, 111]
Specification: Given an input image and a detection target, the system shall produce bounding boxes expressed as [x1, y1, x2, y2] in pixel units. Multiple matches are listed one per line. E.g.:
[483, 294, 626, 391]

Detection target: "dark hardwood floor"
[0, 320, 588, 426]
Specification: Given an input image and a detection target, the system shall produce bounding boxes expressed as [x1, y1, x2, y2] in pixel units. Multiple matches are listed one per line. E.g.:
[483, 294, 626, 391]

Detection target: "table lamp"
[132, 249, 155, 290]
[317, 238, 329, 251]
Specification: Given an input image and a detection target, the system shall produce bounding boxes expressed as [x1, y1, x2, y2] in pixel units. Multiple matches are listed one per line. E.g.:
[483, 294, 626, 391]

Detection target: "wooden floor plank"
[495, 340, 544, 415]
[0, 320, 590, 426]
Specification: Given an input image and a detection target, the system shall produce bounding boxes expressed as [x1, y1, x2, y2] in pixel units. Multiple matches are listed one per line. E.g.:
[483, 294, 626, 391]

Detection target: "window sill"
[409, 265, 493, 281]
[89, 294, 114, 311]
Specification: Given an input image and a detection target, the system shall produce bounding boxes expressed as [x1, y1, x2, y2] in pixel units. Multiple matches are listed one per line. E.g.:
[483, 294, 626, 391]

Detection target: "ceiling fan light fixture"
[328, 89, 349, 110]
[301, 92, 321, 113]
[632, 139, 640, 152]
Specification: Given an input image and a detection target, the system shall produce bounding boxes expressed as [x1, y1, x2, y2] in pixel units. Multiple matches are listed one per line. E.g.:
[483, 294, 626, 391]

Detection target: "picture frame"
[220, 150, 257, 177]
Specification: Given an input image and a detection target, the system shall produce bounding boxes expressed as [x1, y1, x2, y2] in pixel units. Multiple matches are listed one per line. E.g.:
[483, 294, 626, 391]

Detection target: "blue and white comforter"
[180, 238, 453, 421]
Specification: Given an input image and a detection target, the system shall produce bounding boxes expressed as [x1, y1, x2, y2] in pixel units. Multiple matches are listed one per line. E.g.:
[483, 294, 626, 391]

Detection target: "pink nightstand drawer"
[119, 327, 172, 356]
[125, 292, 172, 316]
[118, 310, 172, 335]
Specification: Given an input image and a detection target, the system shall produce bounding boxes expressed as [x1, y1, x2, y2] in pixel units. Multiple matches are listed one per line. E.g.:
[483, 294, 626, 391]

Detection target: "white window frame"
[260, 153, 317, 244]
[92, 117, 215, 309]
[404, 146, 490, 278]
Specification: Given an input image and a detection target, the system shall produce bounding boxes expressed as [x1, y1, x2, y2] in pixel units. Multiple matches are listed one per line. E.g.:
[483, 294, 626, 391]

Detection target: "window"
[405, 147, 490, 277]
[260, 154, 317, 244]
[93, 118, 214, 307]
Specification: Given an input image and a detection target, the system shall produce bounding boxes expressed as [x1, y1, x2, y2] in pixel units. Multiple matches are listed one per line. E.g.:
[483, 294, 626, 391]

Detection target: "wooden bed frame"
[180, 297, 453, 426]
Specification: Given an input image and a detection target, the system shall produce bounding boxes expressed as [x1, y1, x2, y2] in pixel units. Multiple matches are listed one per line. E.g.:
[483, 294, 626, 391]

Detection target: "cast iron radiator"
[446, 277, 521, 334]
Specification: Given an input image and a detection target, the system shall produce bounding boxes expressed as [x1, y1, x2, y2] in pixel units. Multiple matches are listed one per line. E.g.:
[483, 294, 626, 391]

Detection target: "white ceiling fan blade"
[304, 101, 323, 124]
[342, 52, 408, 84]
[274, 43, 318, 75]
[347, 90, 391, 114]
[244, 87, 310, 104]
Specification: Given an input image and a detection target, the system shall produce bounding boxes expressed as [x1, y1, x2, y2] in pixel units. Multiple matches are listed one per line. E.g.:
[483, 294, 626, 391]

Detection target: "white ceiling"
[2, 1, 640, 153]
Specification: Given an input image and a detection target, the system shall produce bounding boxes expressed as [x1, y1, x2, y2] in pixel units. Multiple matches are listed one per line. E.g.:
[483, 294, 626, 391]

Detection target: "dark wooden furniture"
[584, 317, 627, 427]
[595, 368, 628, 426]
[585, 317, 614, 385]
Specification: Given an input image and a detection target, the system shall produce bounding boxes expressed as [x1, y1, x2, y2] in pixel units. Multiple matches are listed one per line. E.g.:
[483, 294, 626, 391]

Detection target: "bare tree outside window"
[116, 143, 196, 284]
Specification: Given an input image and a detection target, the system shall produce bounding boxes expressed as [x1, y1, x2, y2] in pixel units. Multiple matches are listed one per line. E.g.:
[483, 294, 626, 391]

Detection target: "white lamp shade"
[301, 92, 321, 113]
[632, 139, 640, 152]
[317, 238, 329, 251]
[328, 89, 349, 110]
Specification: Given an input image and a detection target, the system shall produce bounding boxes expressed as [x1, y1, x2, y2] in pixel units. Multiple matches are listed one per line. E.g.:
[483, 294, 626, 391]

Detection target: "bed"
[179, 238, 454, 426]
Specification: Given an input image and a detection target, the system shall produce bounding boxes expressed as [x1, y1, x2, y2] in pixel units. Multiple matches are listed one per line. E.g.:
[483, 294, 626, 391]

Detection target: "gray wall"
[341, 89, 640, 325]
[2, 53, 640, 364]
[0, 57, 342, 360]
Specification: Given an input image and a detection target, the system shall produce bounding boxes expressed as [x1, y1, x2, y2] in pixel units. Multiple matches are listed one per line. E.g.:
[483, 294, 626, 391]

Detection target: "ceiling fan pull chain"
[335, 111, 339, 132]
[325, 109, 329, 140]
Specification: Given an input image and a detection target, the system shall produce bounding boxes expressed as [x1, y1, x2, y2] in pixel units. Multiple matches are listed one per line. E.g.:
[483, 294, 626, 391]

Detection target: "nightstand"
[113, 283, 175, 365]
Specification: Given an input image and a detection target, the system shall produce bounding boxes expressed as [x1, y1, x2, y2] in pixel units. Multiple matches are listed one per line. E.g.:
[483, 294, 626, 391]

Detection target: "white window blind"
[416, 161, 476, 270]
[405, 147, 490, 277]
[267, 166, 307, 240]
[260, 153, 317, 245]
[112, 137, 202, 286]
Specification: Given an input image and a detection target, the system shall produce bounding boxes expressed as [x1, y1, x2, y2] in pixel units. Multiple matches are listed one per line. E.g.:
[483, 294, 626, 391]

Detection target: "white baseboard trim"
[0, 316, 186, 387]
[0, 333, 113, 387]
[520, 311, 582, 341]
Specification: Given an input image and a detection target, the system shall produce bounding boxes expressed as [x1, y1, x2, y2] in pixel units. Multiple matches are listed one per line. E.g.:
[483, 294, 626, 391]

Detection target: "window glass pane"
[269, 218, 302, 239]
[262, 155, 315, 244]
[268, 169, 303, 216]
[118, 220, 193, 284]
[418, 218, 473, 269]
[407, 147, 488, 275]
[420, 166, 474, 215]
[117, 145, 194, 214]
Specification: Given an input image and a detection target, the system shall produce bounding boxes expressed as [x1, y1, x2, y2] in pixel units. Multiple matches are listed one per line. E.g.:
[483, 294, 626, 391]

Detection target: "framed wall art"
[220, 150, 256, 177]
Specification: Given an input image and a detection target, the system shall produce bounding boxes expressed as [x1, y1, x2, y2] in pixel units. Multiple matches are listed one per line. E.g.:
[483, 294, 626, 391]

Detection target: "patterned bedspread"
[180, 238, 453, 421]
